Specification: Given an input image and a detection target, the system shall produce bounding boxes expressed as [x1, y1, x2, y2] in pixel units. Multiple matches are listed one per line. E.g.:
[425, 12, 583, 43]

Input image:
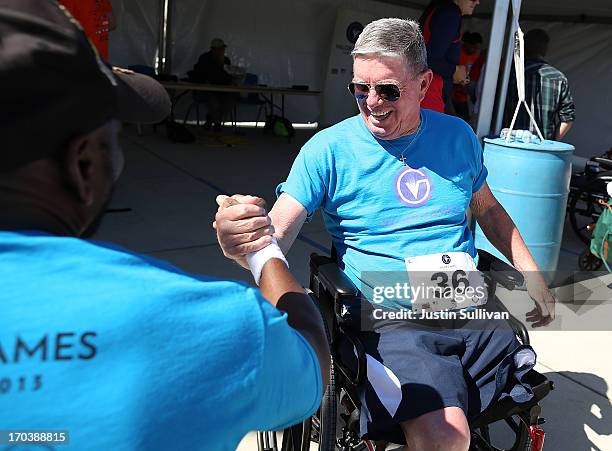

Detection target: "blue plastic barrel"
[474, 137, 574, 279]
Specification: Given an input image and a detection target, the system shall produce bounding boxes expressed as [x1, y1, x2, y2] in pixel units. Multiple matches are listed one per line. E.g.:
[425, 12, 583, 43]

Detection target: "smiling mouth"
[369, 110, 392, 121]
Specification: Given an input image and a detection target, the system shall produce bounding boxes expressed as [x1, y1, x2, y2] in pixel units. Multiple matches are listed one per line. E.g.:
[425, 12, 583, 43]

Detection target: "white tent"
[108, 0, 612, 158]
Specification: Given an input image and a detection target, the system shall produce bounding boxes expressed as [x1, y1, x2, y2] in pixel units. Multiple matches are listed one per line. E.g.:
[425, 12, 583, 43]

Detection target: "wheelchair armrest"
[309, 254, 359, 305]
[477, 249, 524, 290]
[309, 254, 365, 386]
[592, 157, 612, 171]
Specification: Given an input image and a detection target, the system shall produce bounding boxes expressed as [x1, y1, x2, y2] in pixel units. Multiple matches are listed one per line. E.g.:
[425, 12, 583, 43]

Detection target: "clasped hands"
[213, 194, 275, 269]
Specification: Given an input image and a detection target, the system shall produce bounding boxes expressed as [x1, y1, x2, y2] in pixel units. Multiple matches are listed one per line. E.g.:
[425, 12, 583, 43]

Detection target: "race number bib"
[405, 252, 488, 313]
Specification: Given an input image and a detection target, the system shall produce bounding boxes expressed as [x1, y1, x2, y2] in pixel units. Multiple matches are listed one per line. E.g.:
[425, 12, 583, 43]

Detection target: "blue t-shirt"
[277, 109, 487, 306]
[0, 231, 322, 451]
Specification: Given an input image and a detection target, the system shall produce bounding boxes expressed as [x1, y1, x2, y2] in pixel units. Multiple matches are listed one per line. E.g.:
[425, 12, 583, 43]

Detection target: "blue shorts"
[338, 301, 536, 443]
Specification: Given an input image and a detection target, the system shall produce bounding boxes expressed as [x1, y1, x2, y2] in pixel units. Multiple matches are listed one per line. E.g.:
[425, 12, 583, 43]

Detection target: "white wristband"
[246, 237, 289, 285]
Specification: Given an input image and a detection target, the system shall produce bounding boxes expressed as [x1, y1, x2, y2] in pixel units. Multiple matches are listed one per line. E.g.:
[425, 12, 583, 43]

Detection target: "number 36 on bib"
[405, 252, 488, 313]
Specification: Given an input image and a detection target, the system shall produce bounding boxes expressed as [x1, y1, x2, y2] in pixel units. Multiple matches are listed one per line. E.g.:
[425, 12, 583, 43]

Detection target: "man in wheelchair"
[215, 18, 556, 451]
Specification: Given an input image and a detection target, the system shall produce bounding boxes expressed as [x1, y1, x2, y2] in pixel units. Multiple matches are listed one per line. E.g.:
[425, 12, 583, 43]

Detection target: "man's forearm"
[259, 259, 331, 386]
[476, 203, 539, 273]
[556, 122, 573, 141]
[269, 193, 308, 255]
[273, 220, 302, 256]
[472, 186, 556, 322]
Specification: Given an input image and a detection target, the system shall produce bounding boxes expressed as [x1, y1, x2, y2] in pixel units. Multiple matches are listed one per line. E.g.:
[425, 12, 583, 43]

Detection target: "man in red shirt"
[58, 0, 114, 60]
[419, 0, 480, 113]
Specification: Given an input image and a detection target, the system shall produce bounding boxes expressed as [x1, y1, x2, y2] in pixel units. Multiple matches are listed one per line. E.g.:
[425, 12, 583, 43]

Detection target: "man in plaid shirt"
[505, 29, 575, 141]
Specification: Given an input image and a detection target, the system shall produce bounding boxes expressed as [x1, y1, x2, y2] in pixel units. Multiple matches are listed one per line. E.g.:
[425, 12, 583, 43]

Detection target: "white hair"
[351, 18, 428, 75]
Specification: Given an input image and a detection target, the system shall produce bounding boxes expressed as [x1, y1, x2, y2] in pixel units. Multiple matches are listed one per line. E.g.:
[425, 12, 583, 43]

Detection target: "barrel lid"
[484, 137, 574, 153]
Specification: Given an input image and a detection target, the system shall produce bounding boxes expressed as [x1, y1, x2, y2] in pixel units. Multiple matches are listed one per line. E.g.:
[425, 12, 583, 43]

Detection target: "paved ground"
[94, 125, 612, 450]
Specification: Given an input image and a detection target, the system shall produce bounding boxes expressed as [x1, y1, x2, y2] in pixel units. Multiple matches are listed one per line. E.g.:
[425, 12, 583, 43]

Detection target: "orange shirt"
[59, 0, 113, 60]
[452, 48, 482, 104]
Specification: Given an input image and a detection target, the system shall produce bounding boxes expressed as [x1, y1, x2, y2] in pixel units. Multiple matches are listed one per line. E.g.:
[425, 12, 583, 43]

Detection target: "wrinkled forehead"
[352, 54, 411, 83]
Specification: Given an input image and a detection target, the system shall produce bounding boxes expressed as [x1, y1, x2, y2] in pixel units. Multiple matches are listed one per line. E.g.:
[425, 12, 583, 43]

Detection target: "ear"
[63, 132, 99, 207]
[418, 69, 434, 102]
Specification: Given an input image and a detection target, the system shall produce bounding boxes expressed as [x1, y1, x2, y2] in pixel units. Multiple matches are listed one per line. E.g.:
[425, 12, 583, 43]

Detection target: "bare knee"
[429, 424, 470, 451]
[400, 407, 470, 451]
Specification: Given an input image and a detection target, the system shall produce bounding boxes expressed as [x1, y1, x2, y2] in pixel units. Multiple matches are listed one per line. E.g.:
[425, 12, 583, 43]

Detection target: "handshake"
[213, 193, 331, 388]
[213, 194, 284, 284]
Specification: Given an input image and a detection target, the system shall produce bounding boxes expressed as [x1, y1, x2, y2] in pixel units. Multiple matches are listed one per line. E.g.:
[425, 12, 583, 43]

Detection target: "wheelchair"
[258, 249, 554, 451]
[568, 151, 612, 245]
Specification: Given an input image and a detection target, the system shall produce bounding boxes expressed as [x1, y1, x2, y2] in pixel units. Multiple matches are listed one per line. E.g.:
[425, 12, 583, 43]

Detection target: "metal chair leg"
[183, 102, 194, 125]
[255, 103, 266, 128]
[231, 104, 238, 133]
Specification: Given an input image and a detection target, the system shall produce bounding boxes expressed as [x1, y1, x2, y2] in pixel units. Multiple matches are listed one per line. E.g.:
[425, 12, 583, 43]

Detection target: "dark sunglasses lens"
[349, 82, 369, 100]
[377, 84, 401, 101]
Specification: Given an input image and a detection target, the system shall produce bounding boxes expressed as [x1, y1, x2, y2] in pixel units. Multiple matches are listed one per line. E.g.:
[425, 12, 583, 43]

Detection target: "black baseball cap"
[0, 0, 171, 168]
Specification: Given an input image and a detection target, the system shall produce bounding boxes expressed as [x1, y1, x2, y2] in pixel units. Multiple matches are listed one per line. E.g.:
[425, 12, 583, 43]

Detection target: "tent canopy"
[108, 0, 612, 157]
[387, 0, 612, 19]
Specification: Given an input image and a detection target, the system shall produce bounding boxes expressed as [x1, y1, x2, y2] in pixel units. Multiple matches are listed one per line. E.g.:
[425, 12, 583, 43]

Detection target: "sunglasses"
[348, 81, 402, 102]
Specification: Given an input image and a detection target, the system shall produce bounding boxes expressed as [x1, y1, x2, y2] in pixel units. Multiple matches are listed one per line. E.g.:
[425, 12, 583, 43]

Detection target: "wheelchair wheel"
[308, 293, 338, 450]
[471, 415, 530, 451]
[578, 249, 603, 271]
[311, 357, 338, 450]
[308, 298, 373, 450]
[311, 382, 375, 451]
[568, 179, 607, 244]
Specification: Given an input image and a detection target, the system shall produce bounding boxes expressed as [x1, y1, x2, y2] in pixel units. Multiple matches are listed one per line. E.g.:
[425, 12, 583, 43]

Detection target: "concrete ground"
[94, 124, 612, 451]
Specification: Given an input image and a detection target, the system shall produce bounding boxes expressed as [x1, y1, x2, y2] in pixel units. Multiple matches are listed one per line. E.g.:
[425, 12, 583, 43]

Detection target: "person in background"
[452, 31, 483, 122]
[58, 0, 115, 60]
[188, 38, 236, 131]
[419, 0, 480, 113]
[0, 2, 329, 450]
[504, 28, 575, 141]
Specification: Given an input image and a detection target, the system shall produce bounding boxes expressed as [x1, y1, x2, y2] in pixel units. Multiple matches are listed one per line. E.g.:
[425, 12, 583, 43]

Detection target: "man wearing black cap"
[0, 1, 329, 450]
[189, 38, 236, 131]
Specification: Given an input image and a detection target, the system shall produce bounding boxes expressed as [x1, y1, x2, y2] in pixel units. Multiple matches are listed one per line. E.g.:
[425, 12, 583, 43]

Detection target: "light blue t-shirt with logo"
[277, 109, 487, 306]
[0, 231, 322, 451]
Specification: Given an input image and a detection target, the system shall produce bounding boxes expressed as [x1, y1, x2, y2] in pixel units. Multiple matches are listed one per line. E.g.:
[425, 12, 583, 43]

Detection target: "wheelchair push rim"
[568, 176, 611, 244]
[578, 249, 603, 271]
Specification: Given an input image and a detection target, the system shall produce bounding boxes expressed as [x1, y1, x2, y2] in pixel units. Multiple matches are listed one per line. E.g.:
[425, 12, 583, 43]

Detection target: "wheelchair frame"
[568, 155, 612, 245]
[260, 250, 554, 451]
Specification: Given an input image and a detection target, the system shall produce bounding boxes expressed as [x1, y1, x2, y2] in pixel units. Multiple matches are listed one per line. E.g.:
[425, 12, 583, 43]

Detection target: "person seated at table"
[188, 38, 236, 131]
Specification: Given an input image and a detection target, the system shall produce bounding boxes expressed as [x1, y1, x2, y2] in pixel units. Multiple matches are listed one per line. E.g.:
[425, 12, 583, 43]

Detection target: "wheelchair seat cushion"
[336, 304, 537, 444]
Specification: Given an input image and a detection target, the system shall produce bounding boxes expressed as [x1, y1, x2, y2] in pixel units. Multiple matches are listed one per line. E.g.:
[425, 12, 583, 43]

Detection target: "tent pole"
[164, 0, 174, 75]
[494, 0, 522, 135]
[476, 0, 510, 139]
[157, 0, 173, 75]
